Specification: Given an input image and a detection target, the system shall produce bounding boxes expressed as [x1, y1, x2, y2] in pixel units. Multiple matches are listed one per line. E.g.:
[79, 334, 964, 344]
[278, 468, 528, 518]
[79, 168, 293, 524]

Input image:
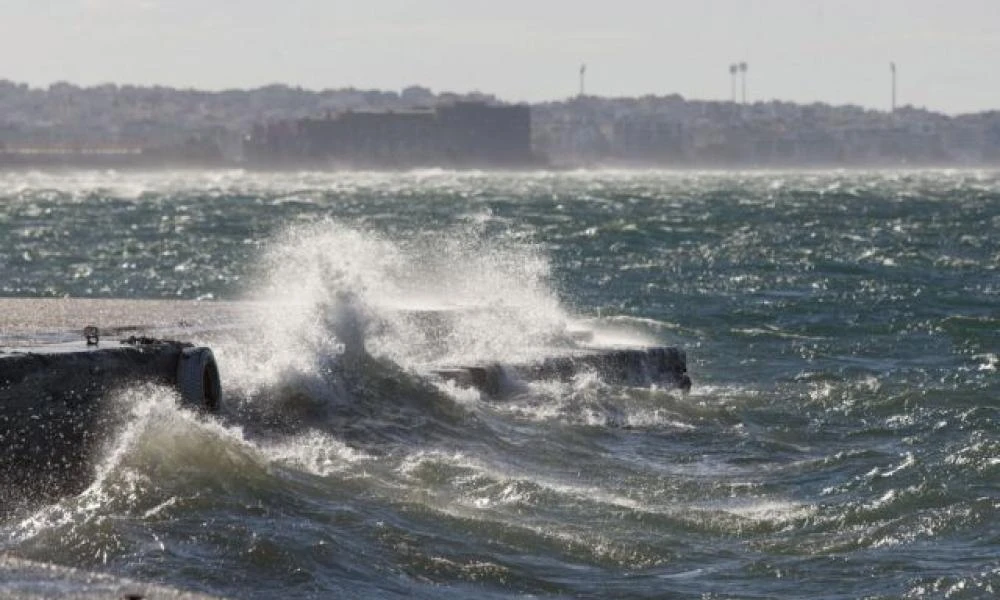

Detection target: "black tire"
[176, 347, 222, 412]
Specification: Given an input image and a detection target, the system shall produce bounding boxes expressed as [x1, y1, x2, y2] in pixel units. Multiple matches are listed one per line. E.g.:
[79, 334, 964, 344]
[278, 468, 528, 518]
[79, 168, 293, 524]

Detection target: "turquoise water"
[1, 169, 998, 598]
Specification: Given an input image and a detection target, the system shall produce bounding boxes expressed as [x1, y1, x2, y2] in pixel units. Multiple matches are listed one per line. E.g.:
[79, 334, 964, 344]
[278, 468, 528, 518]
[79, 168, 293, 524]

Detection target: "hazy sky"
[1, 0, 997, 114]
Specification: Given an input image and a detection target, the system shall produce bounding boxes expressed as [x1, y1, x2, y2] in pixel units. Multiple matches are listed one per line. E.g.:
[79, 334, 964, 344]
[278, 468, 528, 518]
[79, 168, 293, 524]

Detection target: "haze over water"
[0, 169, 997, 598]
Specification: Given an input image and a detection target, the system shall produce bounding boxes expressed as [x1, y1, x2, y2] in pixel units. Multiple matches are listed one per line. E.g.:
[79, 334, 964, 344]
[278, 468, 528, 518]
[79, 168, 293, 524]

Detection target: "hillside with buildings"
[536, 95, 1000, 168]
[1, 80, 998, 169]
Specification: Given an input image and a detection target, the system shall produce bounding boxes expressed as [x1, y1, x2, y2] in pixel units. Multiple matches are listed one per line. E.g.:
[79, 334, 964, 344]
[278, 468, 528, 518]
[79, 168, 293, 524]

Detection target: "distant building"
[612, 116, 688, 164]
[245, 102, 537, 168]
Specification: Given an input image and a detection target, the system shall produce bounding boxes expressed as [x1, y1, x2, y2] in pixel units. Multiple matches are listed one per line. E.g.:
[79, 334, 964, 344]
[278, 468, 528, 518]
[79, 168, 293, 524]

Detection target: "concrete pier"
[2, 297, 690, 504]
[0, 338, 219, 506]
[1, 297, 228, 505]
[0, 297, 249, 345]
[432, 346, 690, 395]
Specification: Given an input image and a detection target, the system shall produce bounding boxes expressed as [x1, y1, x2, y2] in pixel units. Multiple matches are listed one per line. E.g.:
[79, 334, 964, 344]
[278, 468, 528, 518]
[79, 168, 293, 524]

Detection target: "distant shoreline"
[2, 160, 998, 175]
[3, 80, 1000, 169]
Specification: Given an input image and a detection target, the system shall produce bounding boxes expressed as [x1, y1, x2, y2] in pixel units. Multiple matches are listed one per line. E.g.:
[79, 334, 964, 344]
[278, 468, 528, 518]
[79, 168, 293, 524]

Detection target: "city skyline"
[1, 0, 997, 115]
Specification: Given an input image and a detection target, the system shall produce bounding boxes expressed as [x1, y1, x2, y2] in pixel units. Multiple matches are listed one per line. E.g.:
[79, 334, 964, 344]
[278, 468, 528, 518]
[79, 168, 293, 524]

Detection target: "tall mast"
[729, 64, 737, 103]
[890, 62, 897, 113]
[739, 62, 748, 104]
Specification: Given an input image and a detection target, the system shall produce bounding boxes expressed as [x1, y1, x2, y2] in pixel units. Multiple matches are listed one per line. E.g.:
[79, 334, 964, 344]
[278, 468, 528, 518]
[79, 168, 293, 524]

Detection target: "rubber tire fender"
[176, 347, 222, 412]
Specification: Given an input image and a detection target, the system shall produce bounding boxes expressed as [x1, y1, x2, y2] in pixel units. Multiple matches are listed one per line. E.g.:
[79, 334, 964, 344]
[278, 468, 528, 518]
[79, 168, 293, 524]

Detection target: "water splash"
[212, 218, 595, 409]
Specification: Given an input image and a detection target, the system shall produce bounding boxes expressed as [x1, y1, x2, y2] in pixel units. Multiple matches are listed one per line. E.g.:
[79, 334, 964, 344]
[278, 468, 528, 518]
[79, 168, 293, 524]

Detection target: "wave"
[214, 218, 575, 390]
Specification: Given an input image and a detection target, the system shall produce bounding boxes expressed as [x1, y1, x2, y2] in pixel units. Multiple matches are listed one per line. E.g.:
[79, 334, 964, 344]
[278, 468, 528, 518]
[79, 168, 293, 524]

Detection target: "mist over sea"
[0, 169, 997, 598]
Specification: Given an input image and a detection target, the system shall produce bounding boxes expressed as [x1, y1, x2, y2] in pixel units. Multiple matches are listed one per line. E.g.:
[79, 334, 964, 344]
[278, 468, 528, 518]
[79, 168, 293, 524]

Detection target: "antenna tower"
[729, 64, 737, 102]
[890, 62, 897, 113]
[739, 62, 748, 104]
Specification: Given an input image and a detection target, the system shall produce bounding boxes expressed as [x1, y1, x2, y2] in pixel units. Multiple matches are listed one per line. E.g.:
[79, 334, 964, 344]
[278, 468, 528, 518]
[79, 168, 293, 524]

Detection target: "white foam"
[709, 498, 816, 524]
[212, 218, 655, 406]
[259, 430, 374, 477]
[2, 382, 369, 547]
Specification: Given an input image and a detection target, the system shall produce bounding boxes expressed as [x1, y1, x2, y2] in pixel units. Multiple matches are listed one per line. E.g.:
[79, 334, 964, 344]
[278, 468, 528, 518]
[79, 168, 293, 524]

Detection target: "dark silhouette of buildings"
[245, 101, 536, 168]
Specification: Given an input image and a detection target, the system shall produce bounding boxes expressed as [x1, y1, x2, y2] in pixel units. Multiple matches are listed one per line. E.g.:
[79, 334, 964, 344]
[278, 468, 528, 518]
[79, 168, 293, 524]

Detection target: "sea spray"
[209, 216, 608, 423]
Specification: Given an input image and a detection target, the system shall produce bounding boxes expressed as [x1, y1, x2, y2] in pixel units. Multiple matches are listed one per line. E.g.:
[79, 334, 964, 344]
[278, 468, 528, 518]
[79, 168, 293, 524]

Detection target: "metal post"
[890, 62, 897, 113]
[740, 62, 748, 104]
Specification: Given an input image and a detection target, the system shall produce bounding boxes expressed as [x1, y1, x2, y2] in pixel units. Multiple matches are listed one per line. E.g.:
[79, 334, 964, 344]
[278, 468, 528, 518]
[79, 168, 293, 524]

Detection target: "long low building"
[245, 101, 538, 169]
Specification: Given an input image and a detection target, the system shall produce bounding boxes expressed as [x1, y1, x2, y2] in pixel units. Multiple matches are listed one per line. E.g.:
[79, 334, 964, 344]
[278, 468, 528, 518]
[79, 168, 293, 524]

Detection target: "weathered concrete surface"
[0, 555, 222, 599]
[0, 340, 190, 507]
[433, 346, 691, 395]
[0, 298, 254, 506]
[0, 298, 245, 345]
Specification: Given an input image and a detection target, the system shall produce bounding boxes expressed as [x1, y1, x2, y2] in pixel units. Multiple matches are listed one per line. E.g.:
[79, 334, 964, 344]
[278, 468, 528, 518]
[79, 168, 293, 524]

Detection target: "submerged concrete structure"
[433, 346, 690, 396]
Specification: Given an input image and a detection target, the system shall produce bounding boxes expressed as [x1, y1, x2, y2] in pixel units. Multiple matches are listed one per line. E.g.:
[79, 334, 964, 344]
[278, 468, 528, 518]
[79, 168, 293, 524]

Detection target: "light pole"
[890, 62, 896, 113]
[739, 62, 748, 104]
[729, 64, 738, 103]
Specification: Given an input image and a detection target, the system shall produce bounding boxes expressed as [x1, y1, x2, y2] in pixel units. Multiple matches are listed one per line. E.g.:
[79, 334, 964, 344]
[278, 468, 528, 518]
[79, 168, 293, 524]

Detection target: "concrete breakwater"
[433, 346, 690, 395]
[0, 338, 221, 506]
[1, 297, 689, 505]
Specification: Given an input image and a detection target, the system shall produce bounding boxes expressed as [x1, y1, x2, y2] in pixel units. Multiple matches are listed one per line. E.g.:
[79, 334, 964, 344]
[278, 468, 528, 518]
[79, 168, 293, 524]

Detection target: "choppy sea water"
[0, 169, 997, 599]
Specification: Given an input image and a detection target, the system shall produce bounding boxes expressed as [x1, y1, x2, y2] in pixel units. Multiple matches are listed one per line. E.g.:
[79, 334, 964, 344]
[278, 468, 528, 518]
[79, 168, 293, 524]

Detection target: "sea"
[0, 169, 997, 599]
